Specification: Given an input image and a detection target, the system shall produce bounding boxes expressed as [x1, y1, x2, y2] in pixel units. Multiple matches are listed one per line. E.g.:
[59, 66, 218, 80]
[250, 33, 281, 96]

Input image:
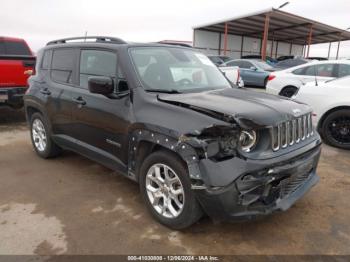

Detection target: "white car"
[219, 66, 244, 87]
[266, 60, 350, 97]
[292, 76, 350, 149]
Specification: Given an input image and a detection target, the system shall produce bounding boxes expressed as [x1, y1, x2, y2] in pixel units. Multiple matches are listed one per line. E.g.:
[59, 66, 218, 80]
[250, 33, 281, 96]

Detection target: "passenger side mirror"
[250, 66, 257, 71]
[88, 76, 114, 95]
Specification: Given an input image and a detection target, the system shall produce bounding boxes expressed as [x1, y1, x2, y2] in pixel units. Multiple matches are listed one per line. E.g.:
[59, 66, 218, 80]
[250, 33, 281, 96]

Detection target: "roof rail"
[46, 36, 127, 46]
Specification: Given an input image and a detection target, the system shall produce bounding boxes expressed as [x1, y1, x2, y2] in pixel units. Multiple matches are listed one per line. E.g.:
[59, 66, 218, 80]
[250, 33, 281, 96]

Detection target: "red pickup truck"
[0, 37, 36, 108]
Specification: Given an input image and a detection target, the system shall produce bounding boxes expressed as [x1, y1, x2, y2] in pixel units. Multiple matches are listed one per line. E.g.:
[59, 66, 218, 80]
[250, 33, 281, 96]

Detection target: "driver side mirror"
[88, 76, 114, 95]
[250, 66, 257, 71]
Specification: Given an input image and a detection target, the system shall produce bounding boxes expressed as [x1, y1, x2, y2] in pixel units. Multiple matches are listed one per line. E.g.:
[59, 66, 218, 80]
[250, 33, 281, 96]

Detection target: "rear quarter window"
[41, 50, 53, 70]
[292, 67, 306, 75]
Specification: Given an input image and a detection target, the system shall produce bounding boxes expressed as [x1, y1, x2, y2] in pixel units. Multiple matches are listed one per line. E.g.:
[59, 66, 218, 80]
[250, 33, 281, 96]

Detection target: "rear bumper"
[0, 87, 27, 107]
[194, 143, 321, 222]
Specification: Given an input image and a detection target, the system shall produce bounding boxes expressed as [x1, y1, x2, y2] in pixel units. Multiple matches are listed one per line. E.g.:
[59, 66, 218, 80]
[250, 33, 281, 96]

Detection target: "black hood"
[158, 88, 311, 128]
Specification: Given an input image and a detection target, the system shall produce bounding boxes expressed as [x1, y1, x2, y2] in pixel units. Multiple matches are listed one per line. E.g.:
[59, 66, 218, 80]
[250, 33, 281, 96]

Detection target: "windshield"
[130, 47, 231, 93]
[254, 61, 273, 70]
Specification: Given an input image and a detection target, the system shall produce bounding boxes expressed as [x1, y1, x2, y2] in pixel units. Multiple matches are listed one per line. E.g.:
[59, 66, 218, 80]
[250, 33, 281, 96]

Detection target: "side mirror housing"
[88, 76, 114, 95]
[250, 66, 257, 71]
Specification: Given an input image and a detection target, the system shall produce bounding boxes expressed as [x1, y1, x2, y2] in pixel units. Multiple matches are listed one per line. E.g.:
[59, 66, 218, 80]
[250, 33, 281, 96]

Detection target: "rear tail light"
[268, 74, 276, 81]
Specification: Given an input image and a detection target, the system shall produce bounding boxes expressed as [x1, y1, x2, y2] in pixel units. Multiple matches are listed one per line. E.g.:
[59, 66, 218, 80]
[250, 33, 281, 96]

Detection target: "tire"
[30, 112, 62, 158]
[321, 109, 350, 150]
[263, 77, 268, 88]
[139, 150, 203, 229]
[279, 86, 298, 98]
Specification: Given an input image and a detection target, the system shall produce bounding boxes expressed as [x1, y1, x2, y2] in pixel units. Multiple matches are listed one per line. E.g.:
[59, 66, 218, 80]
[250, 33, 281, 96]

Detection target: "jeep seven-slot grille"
[271, 113, 313, 151]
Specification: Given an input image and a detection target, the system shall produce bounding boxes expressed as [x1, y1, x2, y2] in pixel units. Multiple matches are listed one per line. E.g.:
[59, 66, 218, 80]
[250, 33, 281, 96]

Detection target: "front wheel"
[139, 150, 203, 229]
[321, 109, 350, 149]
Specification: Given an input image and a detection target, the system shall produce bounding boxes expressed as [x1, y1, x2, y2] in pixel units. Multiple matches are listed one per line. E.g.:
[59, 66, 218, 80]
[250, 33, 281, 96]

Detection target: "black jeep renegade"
[24, 36, 322, 229]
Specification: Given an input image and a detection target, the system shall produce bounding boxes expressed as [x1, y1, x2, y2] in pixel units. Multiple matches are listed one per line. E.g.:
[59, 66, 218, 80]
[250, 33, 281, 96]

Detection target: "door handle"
[40, 88, 51, 95]
[73, 97, 86, 105]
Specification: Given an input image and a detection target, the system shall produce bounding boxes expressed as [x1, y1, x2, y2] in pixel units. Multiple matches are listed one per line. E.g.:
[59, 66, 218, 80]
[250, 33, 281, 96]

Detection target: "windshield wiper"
[145, 89, 182, 94]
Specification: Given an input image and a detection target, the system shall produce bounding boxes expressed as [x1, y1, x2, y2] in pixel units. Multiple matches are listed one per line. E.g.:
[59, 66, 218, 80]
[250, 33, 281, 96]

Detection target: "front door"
[70, 49, 131, 171]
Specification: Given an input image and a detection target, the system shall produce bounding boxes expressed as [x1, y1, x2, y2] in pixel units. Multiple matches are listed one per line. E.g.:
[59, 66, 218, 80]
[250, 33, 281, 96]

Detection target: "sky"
[1, 0, 350, 58]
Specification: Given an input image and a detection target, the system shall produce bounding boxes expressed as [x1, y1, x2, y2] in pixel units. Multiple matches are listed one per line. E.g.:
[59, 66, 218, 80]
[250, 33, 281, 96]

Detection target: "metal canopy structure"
[193, 8, 350, 59]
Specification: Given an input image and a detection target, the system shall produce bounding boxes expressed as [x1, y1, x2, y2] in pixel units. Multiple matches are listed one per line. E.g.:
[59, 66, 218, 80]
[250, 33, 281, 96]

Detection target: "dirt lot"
[0, 107, 350, 255]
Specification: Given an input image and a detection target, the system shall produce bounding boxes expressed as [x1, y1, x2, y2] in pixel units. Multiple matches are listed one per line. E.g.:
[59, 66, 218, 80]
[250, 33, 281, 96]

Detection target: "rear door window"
[293, 64, 336, 77]
[0, 40, 31, 55]
[51, 49, 77, 84]
[337, 64, 350, 77]
[316, 64, 336, 77]
[79, 49, 117, 88]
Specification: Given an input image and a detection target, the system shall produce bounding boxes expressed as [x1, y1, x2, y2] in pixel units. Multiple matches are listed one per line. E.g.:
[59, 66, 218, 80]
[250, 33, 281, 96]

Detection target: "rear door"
[45, 48, 78, 143]
[70, 48, 131, 171]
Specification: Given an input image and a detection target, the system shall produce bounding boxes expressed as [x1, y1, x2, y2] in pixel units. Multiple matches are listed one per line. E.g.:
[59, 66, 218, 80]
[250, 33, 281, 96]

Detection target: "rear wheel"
[30, 112, 62, 158]
[139, 150, 203, 229]
[321, 109, 350, 149]
[279, 86, 298, 98]
[263, 77, 268, 88]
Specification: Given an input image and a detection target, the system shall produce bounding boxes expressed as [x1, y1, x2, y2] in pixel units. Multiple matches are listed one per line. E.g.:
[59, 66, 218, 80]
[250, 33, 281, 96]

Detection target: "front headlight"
[239, 130, 257, 152]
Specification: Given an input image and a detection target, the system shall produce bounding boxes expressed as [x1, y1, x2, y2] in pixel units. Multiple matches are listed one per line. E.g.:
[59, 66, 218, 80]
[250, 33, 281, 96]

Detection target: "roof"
[193, 8, 350, 45]
[43, 36, 193, 52]
[0, 36, 26, 42]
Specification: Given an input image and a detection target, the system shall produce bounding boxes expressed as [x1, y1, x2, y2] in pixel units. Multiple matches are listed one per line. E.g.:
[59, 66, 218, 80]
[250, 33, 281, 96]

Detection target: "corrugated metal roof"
[193, 8, 350, 45]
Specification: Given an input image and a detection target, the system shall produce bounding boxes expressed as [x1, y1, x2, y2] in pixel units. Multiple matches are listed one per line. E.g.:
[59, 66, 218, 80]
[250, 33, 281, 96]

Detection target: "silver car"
[223, 59, 272, 88]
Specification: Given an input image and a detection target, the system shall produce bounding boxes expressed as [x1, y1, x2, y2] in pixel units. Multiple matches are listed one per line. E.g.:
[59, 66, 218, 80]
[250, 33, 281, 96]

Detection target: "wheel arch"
[128, 129, 202, 184]
[24, 100, 52, 132]
[279, 85, 298, 96]
[26, 106, 41, 121]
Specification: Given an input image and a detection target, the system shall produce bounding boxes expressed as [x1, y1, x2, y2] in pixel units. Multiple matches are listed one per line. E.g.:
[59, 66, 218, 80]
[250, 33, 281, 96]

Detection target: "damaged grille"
[279, 168, 313, 198]
[271, 113, 313, 151]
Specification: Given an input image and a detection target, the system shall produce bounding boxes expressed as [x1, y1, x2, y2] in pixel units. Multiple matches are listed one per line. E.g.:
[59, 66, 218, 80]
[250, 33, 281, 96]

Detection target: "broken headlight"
[239, 130, 257, 152]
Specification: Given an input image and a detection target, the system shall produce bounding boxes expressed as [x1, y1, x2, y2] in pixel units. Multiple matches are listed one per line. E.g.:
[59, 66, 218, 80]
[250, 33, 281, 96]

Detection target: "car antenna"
[313, 65, 318, 86]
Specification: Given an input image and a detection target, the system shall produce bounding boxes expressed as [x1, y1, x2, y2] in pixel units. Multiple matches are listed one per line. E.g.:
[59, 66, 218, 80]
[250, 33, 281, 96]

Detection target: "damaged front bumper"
[194, 141, 321, 221]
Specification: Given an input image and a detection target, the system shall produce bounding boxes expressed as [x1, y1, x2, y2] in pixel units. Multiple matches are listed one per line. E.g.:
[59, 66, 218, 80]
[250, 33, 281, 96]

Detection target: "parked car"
[218, 66, 244, 87]
[266, 60, 350, 97]
[307, 57, 328, 61]
[273, 58, 310, 71]
[156, 41, 192, 48]
[241, 55, 277, 65]
[208, 55, 232, 66]
[223, 59, 273, 87]
[24, 36, 321, 229]
[292, 76, 350, 149]
[277, 55, 296, 61]
[0, 37, 36, 108]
